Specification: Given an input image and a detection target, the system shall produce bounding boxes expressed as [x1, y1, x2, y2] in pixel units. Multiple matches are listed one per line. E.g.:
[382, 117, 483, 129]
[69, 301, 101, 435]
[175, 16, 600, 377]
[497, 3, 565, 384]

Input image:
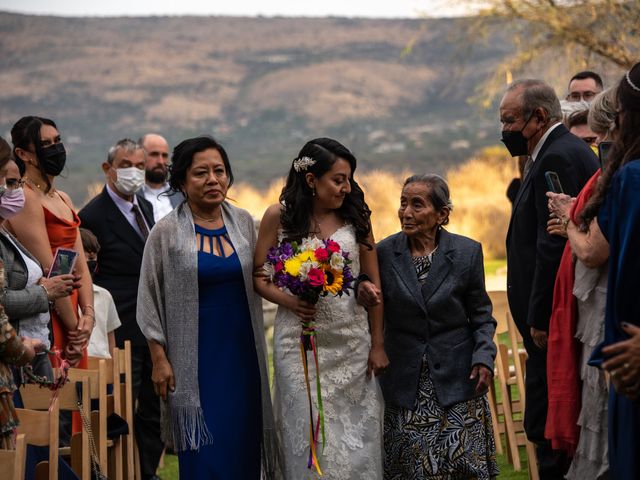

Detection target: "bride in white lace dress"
[254, 138, 388, 479]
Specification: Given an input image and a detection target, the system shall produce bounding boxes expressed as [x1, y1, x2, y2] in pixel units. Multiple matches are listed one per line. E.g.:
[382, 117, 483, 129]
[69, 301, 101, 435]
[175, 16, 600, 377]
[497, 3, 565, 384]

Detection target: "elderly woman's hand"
[603, 322, 640, 400]
[546, 217, 568, 238]
[470, 364, 493, 394]
[38, 274, 75, 300]
[356, 280, 381, 308]
[546, 192, 574, 220]
[367, 345, 389, 378]
[152, 357, 175, 401]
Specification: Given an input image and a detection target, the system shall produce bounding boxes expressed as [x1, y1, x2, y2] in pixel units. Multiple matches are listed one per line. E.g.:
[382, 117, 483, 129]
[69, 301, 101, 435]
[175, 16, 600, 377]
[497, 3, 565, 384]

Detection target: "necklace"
[24, 176, 57, 198]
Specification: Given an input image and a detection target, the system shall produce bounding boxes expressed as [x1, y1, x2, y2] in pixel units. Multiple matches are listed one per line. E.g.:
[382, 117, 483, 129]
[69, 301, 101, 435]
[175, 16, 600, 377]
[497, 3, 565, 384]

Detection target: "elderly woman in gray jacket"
[0, 138, 74, 378]
[362, 174, 498, 479]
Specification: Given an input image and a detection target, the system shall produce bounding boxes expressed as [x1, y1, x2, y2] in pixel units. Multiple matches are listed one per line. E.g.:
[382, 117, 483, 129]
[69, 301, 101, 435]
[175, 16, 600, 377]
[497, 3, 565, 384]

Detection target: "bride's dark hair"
[279, 138, 372, 248]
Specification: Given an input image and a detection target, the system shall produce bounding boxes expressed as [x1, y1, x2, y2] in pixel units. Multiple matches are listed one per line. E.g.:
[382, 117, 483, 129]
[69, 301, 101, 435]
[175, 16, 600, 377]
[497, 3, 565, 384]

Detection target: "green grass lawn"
[485, 258, 507, 277]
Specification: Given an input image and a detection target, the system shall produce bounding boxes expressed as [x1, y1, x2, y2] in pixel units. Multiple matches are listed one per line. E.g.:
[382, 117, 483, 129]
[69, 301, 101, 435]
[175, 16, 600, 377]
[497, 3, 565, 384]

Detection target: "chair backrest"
[15, 396, 60, 480]
[21, 376, 91, 480]
[0, 433, 27, 480]
[114, 340, 135, 480]
[69, 364, 108, 475]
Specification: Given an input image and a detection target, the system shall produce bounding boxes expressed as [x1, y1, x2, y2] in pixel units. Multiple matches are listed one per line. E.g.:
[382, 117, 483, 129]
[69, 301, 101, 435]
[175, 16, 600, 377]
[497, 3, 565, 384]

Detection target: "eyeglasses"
[0, 179, 24, 197]
[566, 91, 598, 102]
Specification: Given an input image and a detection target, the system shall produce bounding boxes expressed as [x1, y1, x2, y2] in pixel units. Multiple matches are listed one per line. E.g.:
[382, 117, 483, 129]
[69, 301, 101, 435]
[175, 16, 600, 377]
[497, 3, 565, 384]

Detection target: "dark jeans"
[131, 345, 163, 478]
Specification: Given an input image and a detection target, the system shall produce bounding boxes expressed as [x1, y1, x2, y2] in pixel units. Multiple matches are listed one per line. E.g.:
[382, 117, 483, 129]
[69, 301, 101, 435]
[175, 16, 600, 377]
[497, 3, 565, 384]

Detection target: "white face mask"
[114, 167, 145, 195]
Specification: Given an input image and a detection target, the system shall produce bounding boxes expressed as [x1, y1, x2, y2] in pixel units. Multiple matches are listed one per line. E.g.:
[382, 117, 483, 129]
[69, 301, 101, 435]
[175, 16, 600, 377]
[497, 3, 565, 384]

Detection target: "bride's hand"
[288, 298, 317, 323]
[367, 345, 389, 378]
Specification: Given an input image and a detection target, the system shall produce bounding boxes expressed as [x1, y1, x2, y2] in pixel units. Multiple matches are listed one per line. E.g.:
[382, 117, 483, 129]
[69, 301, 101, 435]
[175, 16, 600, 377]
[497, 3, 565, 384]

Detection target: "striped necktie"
[131, 204, 149, 241]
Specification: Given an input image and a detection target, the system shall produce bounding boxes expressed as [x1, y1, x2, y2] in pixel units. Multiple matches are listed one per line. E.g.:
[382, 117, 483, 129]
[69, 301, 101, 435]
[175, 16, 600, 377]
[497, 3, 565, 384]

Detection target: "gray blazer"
[0, 229, 49, 326]
[377, 229, 496, 409]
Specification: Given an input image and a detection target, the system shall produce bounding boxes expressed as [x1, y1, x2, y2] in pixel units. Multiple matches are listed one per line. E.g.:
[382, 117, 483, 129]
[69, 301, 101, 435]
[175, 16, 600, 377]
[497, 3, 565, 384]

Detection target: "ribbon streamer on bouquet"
[21, 347, 70, 412]
[300, 321, 326, 476]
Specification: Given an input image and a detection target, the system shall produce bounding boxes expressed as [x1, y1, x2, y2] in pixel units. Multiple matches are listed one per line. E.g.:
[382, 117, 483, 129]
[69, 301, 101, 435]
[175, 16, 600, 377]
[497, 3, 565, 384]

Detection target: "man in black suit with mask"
[79, 138, 163, 480]
[499, 79, 598, 478]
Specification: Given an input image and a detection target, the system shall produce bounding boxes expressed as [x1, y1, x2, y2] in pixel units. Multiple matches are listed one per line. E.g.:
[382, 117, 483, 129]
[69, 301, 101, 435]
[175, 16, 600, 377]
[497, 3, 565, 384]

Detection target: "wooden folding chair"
[489, 290, 540, 478]
[21, 375, 91, 480]
[113, 340, 136, 480]
[68, 364, 109, 477]
[15, 395, 60, 480]
[0, 433, 27, 480]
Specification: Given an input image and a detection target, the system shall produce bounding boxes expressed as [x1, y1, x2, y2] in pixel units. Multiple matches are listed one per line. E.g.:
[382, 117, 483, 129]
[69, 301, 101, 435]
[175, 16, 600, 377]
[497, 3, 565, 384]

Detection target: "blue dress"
[178, 224, 262, 479]
[590, 160, 640, 479]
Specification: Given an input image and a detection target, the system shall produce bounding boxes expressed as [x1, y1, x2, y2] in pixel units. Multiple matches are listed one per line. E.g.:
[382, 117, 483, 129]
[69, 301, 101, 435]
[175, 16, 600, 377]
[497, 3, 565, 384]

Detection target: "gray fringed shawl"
[137, 201, 280, 478]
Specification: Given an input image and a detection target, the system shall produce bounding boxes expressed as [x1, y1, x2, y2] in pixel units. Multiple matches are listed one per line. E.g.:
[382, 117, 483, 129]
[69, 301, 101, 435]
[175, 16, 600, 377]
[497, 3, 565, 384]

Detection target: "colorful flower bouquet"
[265, 236, 355, 475]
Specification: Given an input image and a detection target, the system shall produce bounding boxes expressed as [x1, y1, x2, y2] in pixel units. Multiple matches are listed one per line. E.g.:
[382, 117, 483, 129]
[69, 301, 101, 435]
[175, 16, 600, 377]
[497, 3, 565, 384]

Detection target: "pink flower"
[274, 261, 284, 273]
[307, 268, 326, 287]
[326, 240, 340, 254]
[314, 247, 329, 262]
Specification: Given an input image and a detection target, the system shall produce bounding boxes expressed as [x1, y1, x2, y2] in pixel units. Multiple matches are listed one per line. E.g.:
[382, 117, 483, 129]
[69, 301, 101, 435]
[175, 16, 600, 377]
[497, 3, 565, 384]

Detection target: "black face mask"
[501, 113, 533, 157]
[87, 260, 98, 278]
[40, 142, 67, 176]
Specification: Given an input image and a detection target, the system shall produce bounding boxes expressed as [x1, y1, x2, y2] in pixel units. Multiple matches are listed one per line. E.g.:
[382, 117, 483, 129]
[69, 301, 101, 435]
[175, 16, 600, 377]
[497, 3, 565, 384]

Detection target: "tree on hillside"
[422, 0, 640, 105]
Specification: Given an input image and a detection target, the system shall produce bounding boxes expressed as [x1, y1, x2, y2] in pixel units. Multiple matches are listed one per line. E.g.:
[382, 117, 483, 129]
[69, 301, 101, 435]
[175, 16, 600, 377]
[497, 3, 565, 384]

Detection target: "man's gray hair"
[403, 174, 453, 226]
[588, 87, 618, 136]
[107, 138, 146, 164]
[507, 79, 563, 123]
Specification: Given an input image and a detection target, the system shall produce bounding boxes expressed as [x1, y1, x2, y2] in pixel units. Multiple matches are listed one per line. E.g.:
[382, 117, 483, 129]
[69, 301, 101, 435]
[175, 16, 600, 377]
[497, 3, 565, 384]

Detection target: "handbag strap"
[75, 381, 108, 479]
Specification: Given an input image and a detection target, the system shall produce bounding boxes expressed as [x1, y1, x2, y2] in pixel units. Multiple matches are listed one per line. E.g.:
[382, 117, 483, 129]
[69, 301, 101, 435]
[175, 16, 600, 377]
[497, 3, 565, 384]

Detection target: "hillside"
[0, 12, 517, 203]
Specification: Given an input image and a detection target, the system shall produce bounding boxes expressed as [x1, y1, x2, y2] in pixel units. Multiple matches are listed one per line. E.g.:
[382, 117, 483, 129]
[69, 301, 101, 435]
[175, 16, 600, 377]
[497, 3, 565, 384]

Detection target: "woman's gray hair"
[507, 79, 563, 123]
[588, 87, 618, 136]
[403, 174, 453, 226]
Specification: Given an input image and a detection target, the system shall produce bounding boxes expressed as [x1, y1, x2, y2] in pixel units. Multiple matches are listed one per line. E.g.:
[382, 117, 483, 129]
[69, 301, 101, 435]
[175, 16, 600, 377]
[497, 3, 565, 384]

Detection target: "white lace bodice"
[272, 225, 384, 479]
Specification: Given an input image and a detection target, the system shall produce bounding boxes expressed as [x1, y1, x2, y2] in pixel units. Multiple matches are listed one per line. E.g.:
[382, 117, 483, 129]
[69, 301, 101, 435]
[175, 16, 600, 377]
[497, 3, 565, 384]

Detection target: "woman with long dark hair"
[575, 62, 640, 480]
[254, 138, 388, 479]
[9, 116, 93, 368]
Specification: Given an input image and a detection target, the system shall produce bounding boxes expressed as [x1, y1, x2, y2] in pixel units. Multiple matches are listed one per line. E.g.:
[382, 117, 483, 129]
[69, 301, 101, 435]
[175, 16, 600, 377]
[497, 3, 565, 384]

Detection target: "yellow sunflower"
[284, 250, 317, 277]
[323, 268, 344, 295]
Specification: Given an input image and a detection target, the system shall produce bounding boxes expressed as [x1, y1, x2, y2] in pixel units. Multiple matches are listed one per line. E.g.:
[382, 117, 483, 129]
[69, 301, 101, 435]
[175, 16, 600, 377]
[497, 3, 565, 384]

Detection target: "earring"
[312, 187, 316, 197]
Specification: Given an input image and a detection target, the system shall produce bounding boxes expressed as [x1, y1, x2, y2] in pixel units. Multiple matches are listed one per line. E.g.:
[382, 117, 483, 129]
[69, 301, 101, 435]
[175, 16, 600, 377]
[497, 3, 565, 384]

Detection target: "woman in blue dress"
[137, 136, 280, 479]
[581, 62, 640, 480]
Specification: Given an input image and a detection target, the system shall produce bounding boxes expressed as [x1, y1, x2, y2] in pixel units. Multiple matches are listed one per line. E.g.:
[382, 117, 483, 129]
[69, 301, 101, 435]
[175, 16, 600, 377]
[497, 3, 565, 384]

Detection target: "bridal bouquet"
[265, 236, 355, 475]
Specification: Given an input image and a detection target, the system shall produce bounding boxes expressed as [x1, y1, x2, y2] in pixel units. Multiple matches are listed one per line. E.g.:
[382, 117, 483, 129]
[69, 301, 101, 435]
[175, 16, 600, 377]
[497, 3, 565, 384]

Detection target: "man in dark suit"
[79, 138, 163, 480]
[500, 79, 599, 478]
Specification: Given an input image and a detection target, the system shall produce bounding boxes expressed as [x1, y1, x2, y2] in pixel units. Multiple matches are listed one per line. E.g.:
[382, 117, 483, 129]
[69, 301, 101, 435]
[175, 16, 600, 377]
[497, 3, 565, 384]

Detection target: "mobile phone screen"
[49, 248, 78, 277]
[598, 141, 613, 169]
[544, 171, 564, 194]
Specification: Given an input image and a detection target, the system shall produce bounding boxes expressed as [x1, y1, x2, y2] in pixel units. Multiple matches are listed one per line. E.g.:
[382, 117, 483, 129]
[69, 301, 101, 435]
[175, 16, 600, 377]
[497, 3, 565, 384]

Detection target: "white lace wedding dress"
[273, 225, 384, 479]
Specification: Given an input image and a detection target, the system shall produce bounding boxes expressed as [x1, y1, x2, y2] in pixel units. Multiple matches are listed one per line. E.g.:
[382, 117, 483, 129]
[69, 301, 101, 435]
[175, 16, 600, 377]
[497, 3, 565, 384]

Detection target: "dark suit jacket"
[79, 187, 155, 347]
[377, 229, 496, 409]
[506, 124, 599, 332]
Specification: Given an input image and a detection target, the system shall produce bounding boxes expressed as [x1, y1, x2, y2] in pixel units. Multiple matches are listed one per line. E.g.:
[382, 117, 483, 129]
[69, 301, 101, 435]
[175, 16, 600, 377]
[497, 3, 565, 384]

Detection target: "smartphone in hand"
[48, 248, 78, 278]
[544, 171, 564, 194]
[598, 141, 613, 169]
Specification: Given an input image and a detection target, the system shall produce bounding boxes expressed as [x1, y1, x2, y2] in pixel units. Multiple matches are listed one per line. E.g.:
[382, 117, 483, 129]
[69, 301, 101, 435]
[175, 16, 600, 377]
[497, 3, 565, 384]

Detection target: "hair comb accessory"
[293, 156, 316, 172]
[626, 71, 640, 92]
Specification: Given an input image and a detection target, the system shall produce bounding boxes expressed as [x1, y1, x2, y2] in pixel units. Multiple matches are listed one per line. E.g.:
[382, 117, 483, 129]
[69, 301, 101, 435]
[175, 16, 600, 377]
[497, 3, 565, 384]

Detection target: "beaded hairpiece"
[626, 71, 640, 92]
[293, 156, 316, 172]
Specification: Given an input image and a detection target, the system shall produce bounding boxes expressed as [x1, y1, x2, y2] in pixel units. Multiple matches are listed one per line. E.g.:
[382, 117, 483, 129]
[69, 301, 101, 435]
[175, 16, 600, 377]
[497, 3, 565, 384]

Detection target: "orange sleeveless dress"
[43, 201, 87, 369]
[43, 196, 87, 434]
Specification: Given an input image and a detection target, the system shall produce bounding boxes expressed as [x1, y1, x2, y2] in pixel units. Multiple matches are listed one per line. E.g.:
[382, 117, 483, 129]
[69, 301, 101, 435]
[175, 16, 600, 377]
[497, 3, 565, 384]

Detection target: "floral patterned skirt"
[384, 354, 499, 480]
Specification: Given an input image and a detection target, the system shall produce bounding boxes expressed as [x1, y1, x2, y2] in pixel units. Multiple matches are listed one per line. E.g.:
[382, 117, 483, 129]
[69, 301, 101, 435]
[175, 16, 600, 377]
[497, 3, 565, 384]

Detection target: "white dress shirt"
[141, 183, 174, 222]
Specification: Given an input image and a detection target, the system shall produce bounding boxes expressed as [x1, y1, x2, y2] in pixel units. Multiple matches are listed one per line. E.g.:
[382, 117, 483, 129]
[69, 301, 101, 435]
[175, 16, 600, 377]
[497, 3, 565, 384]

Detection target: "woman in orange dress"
[8, 116, 94, 370]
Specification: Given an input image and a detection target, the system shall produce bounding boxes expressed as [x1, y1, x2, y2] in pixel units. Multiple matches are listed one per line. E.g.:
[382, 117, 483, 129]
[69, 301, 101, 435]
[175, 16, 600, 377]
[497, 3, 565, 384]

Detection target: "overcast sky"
[0, 0, 466, 18]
